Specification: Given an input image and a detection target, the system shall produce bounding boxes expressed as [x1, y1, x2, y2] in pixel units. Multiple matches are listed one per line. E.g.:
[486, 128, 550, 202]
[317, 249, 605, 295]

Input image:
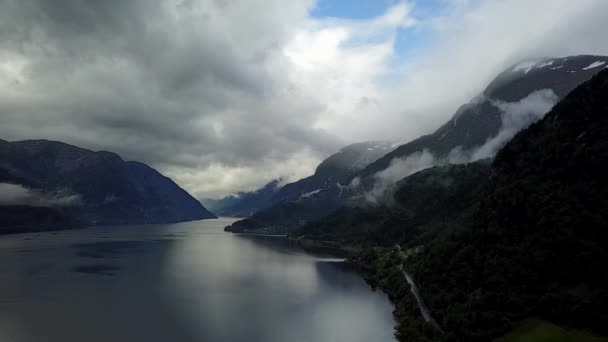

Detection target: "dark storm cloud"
[0, 0, 341, 196]
[1, 0, 607, 198]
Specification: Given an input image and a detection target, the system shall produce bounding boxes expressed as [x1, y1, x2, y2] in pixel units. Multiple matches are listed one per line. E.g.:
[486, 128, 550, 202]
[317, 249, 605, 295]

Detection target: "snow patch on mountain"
[512, 61, 538, 74]
[299, 189, 322, 200]
[536, 60, 554, 68]
[582, 61, 606, 70]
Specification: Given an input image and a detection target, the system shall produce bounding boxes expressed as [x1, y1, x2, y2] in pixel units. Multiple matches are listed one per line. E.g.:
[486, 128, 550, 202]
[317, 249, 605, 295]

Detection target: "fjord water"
[0, 218, 395, 342]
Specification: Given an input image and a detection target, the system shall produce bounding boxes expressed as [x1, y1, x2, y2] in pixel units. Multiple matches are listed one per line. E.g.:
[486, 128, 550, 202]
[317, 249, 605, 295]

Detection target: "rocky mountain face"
[225, 141, 397, 233]
[226, 55, 608, 234]
[0, 139, 215, 233]
[359, 55, 608, 178]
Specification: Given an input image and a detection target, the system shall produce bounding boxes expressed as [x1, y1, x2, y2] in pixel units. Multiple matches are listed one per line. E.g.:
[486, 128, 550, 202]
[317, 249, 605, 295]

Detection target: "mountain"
[311, 68, 608, 341]
[225, 141, 397, 233]
[226, 55, 608, 234]
[403, 67, 608, 341]
[0, 165, 79, 233]
[201, 179, 283, 217]
[358, 55, 608, 178]
[0, 139, 215, 232]
[292, 160, 492, 245]
[0, 205, 77, 234]
[271, 141, 397, 202]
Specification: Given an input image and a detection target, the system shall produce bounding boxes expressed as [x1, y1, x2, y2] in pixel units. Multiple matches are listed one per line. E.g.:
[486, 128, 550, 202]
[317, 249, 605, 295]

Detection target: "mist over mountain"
[296, 66, 608, 342]
[358, 55, 608, 200]
[225, 141, 397, 232]
[1, 2, 608, 342]
[226, 55, 608, 234]
[0, 139, 215, 233]
[1, 0, 607, 199]
[201, 179, 283, 217]
[292, 160, 492, 244]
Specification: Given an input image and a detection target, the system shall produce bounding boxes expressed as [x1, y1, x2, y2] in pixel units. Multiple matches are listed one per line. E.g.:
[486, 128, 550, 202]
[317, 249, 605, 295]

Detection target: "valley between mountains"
[215, 56, 608, 341]
[3, 55, 608, 342]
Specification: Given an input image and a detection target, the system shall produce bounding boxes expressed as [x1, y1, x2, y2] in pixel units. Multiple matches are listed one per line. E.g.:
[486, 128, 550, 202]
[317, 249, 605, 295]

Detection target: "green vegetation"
[293, 160, 492, 246]
[300, 69, 608, 341]
[350, 247, 444, 342]
[408, 69, 608, 341]
[496, 320, 608, 342]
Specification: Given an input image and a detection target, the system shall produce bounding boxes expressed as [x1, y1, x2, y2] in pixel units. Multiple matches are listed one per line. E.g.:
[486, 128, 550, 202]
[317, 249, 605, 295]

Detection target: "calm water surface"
[0, 218, 396, 342]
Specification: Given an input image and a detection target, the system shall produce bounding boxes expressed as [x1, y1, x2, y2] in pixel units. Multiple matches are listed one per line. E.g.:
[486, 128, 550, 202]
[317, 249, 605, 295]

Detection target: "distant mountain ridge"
[269, 141, 397, 203]
[202, 179, 283, 217]
[226, 55, 608, 234]
[0, 139, 215, 233]
[359, 55, 608, 178]
[225, 141, 397, 232]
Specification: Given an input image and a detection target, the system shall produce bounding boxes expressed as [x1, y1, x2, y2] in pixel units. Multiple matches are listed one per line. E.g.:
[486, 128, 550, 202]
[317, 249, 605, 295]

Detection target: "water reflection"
[0, 218, 395, 342]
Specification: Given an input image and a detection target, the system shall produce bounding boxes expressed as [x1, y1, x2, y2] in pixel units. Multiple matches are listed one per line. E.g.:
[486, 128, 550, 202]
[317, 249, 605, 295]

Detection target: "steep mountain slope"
[359, 55, 608, 178]
[202, 179, 282, 217]
[270, 141, 396, 203]
[226, 55, 608, 234]
[345, 68, 608, 341]
[0, 139, 215, 232]
[123, 161, 216, 223]
[225, 141, 396, 232]
[409, 67, 608, 341]
[292, 160, 491, 245]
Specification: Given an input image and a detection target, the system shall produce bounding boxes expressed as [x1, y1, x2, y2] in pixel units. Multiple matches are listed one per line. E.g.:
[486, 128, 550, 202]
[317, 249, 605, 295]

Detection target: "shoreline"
[231, 232, 415, 341]
[348, 256, 417, 342]
[288, 236, 411, 341]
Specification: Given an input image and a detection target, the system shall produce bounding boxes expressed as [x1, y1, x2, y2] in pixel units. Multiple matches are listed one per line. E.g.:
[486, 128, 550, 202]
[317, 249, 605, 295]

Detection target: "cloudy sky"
[1, 0, 607, 198]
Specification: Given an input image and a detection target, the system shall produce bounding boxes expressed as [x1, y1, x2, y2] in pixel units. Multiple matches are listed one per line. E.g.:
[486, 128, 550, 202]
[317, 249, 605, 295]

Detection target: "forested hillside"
[300, 69, 608, 341]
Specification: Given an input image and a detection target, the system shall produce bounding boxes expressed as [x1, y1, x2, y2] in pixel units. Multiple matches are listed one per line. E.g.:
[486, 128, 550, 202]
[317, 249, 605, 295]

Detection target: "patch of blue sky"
[311, 0, 396, 20]
[311, 1, 446, 64]
[311, 0, 451, 20]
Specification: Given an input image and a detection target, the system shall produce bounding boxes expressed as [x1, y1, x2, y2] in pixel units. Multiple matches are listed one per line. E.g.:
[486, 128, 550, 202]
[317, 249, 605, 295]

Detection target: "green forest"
[293, 70, 608, 341]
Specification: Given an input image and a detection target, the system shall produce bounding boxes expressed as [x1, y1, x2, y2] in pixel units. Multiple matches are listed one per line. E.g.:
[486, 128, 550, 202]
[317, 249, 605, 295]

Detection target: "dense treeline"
[409, 68, 608, 340]
[300, 70, 608, 341]
[293, 161, 491, 246]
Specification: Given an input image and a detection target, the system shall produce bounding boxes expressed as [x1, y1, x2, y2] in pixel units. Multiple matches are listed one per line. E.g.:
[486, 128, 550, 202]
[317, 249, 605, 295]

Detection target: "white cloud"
[166, 148, 322, 198]
[0, 0, 607, 198]
[283, 2, 416, 137]
[471, 89, 559, 161]
[0, 183, 82, 207]
[365, 149, 438, 205]
[282, 0, 608, 157]
[0, 183, 31, 206]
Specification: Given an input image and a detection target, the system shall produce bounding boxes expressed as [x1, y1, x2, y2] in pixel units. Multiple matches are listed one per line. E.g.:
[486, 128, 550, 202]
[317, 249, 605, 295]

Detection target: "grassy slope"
[496, 320, 608, 342]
